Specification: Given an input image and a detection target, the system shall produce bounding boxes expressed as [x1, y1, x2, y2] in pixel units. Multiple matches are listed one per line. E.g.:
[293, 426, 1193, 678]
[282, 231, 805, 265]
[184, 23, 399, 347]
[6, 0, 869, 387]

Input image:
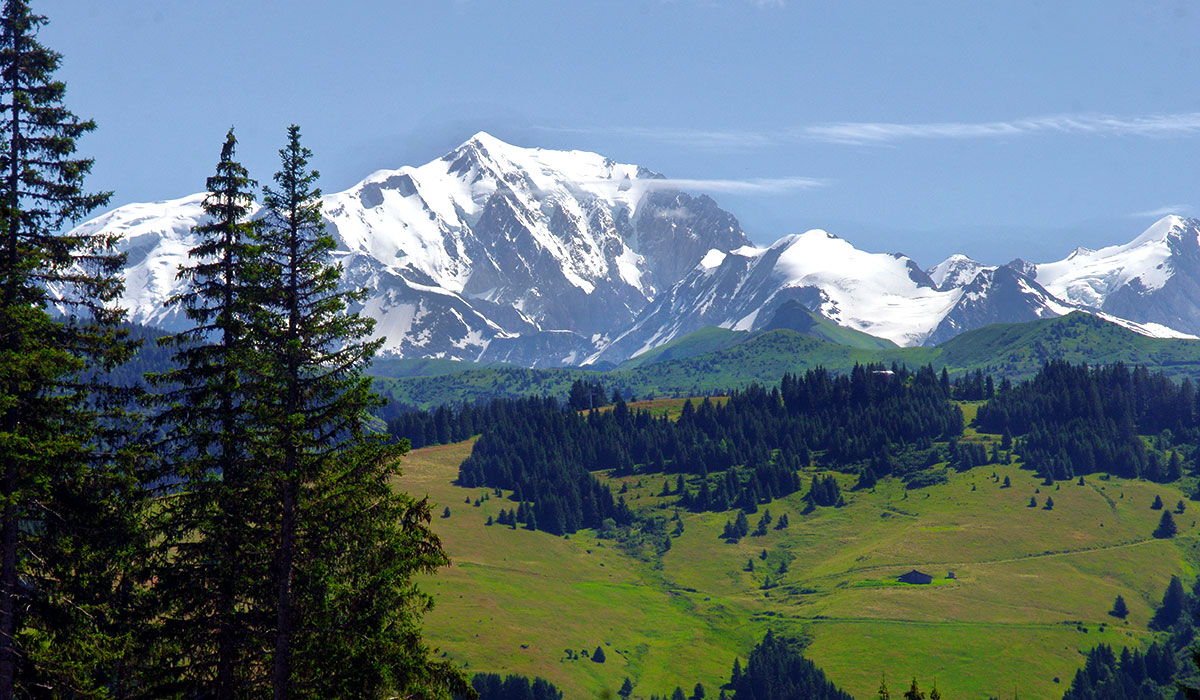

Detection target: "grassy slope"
[396, 406, 1200, 699]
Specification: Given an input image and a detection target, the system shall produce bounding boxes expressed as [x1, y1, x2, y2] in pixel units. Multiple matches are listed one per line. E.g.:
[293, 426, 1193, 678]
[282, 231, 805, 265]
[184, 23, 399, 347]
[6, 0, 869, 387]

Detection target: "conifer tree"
[253, 125, 466, 699]
[151, 128, 266, 699]
[0, 1, 142, 695]
[1153, 510, 1178, 539]
[1109, 594, 1128, 619]
[903, 678, 925, 700]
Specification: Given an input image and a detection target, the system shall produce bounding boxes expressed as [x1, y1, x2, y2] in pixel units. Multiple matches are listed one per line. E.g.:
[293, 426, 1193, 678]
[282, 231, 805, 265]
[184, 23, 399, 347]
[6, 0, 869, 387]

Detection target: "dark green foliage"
[567, 378, 611, 412]
[147, 129, 268, 698]
[452, 364, 960, 532]
[903, 678, 924, 700]
[977, 361, 1196, 482]
[1152, 495, 1164, 510]
[620, 677, 634, 698]
[1109, 595, 1128, 619]
[455, 396, 637, 535]
[593, 646, 606, 663]
[1153, 511, 1178, 539]
[855, 465, 878, 490]
[948, 439, 989, 472]
[148, 129, 467, 699]
[463, 672, 562, 700]
[753, 509, 772, 536]
[806, 474, 843, 507]
[1151, 576, 1187, 630]
[1002, 475, 1011, 488]
[1028, 495, 1038, 508]
[0, 1, 144, 695]
[726, 630, 852, 700]
[722, 511, 751, 542]
[1061, 642, 1176, 700]
[1043, 495, 1054, 510]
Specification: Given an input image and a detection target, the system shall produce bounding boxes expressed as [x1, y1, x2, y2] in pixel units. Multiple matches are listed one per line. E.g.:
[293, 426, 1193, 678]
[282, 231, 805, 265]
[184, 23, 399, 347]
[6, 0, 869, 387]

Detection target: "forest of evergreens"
[977, 361, 1198, 482]
[451, 365, 962, 535]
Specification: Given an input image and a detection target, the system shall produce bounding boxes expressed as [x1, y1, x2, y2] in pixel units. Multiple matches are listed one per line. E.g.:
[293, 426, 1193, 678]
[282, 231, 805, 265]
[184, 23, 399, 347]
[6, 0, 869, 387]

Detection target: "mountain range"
[76, 132, 1200, 367]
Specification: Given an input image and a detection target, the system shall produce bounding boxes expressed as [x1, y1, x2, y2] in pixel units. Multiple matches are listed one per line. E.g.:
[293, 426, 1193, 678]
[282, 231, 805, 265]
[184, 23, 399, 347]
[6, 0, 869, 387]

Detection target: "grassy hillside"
[396, 414, 1199, 699]
[615, 327, 756, 370]
[375, 313, 1200, 410]
[935, 311, 1200, 379]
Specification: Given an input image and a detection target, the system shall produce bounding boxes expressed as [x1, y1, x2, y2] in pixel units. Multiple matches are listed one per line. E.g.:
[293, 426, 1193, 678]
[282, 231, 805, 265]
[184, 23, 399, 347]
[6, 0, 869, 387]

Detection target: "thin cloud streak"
[642, 176, 825, 193]
[540, 112, 1200, 150]
[1131, 204, 1194, 218]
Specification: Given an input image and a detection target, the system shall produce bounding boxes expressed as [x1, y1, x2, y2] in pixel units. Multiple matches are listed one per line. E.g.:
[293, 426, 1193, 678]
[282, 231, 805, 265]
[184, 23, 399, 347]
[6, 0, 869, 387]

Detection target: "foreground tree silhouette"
[253, 125, 467, 698]
[0, 0, 142, 695]
[151, 128, 265, 699]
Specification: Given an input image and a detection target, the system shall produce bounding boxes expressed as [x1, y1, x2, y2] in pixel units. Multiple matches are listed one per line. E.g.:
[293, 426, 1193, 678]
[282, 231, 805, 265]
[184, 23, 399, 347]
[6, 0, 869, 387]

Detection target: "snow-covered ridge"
[77, 132, 751, 365]
[1035, 215, 1192, 308]
[77, 132, 1200, 367]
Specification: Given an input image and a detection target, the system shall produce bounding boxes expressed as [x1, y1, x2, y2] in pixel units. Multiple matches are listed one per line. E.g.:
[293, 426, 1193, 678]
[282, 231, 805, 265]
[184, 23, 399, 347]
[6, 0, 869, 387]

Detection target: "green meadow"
[395, 404, 1199, 699]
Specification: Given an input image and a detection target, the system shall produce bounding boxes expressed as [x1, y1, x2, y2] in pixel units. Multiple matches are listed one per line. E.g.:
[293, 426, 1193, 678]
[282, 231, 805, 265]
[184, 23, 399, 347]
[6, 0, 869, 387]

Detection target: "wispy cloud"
[540, 111, 1200, 150]
[643, 176, 824, 193]
[1131, 204, 1194, 218]
[805, 113, 1200, 145]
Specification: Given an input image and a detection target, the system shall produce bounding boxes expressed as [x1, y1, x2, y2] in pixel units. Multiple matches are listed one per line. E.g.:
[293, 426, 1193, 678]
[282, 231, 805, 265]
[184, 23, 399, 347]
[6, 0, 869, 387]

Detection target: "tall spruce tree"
[0, 0, 142, 696]
[254, 125, 467, 698]
[150, 128, 269, 699]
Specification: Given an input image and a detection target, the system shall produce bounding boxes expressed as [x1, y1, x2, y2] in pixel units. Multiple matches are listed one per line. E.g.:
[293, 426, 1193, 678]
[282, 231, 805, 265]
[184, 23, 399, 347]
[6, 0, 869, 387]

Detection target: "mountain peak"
[1128, 214, 1189, 247]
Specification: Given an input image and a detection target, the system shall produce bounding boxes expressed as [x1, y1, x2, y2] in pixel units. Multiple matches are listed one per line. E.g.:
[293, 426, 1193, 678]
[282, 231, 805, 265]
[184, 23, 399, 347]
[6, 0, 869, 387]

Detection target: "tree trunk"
[272, 477, 297, 700]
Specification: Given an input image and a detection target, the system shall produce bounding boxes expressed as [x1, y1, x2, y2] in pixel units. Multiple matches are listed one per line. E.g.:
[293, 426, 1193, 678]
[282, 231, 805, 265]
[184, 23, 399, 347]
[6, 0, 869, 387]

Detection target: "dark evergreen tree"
[1152, 494, 1164, 510]
[1153, 510, 1178, 540]
[149, 129, 268, 699]
[0, 1, 142, 695]
[1151, 576, 1186, 629]
[903, 679, 924, 700]
[727, 631, 852, 700]
[593, 646, 606, 663]
[258, 126, 466, 698]
[1109, 595, 1128, 619]
[619, 677, 634, 698]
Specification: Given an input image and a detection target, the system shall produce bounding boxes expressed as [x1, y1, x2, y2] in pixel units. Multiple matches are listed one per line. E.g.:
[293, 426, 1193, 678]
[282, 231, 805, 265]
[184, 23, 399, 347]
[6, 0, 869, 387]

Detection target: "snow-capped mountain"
[592, 230, 958, 362]
[81, 133, 1200, 369]
[85, 132, 748, 365]
[593, 230, 1084, 361]
[598, 218, 1200, 363]
[1033, 215, 1200, 333]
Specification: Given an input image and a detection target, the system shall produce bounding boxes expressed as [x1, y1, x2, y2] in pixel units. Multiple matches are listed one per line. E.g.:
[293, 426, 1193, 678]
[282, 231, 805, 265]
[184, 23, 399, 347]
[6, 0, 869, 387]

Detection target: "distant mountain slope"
[377, 312, 1200, 409]
[616, 302, 895, 371]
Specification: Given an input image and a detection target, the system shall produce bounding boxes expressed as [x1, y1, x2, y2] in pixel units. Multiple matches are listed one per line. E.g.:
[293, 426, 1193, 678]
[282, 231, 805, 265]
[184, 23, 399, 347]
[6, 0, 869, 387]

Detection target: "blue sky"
[46, 1, 1200, 267]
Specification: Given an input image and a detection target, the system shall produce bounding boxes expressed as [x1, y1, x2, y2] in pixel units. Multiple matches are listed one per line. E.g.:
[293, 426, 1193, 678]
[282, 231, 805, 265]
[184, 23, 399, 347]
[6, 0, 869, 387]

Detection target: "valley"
[397, 401, 1198, 699]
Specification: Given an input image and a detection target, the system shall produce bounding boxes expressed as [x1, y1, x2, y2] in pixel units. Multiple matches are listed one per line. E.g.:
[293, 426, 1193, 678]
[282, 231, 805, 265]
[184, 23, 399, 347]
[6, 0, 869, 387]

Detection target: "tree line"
[454, 365, 962, 535]
[976, 361, 1197, 482]
[0, 3, 462, 697]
